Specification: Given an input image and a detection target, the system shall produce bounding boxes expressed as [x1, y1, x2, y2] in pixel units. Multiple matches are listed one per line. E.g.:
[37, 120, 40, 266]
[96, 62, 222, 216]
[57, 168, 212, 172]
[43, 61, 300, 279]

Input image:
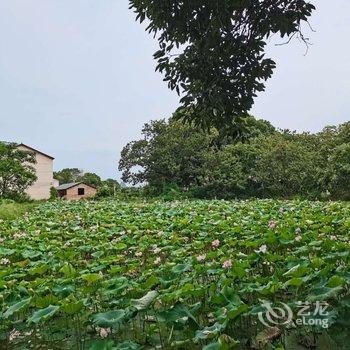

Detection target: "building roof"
[1, 141, 55, 160]
[56, 182, 96, 190]
[18, 143, 55, 160]
[56, 182, 80, 190]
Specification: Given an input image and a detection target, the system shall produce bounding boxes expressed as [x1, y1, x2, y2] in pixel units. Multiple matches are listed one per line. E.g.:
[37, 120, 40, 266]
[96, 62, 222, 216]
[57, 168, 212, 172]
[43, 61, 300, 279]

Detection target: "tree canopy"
[129, 0, 315, 131]
[119, 119, 350, 200]
[54, 168, 83, 184]
[0, 142, 37, 200]
[80, 172, 102, 188]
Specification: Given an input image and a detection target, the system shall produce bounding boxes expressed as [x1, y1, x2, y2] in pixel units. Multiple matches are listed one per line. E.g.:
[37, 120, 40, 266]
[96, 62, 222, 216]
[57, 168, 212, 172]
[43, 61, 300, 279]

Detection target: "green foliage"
[315, 122, 350, 200]
[54, 168, 105, 189]
[103, 178, 120, 193]
[231, 133, 320, 198]
[119, 119, 217, 190]
[96, 179, 121, 198]
[323, 143, 350, 200]
[119, 119, 350, 200]
[0, 142, 37, 200]
[96, 185, 112, 198]
[50, 186, 58, 200]
[192, 146, 247, 199]
[28, 305, 60, 324]
[0, 199, 349, 348]
[54, 168, 83, 184]
[80, 172, 102, 188]
[0, 200, 32, 220]
[129, 0, 315, 131]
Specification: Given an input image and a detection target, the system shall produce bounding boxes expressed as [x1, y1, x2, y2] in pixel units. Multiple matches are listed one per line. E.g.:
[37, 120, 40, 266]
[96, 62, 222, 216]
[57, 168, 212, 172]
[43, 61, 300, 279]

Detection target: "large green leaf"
[3, 297, 32, 318]
[157, 303, 199, 327]
[28, 305, 60, 324]
[172, 261, 192, 274]
[114, 341, 142, 350]
[81, 273, 102, 283]
[307, 286, 343, 301]
[60, 263, 77, 278]
[92, 310, 126, 328]
[194, 322, 225, 342]
[60, 299, 84, 315]
[88, 340, 115, 350]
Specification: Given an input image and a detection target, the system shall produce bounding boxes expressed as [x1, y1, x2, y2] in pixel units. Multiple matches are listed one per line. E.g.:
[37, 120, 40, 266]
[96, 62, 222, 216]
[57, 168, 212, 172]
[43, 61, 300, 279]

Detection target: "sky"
[0, 1, 349, 180]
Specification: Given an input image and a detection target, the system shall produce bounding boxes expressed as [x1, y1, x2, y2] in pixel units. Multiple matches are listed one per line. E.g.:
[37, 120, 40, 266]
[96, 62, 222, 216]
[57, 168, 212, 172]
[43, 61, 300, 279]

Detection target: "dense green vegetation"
[119, 119, 350, 200]
[0, 199, 349, 349]
[0, 200, 32, 221]
[0, 143, 37, 201]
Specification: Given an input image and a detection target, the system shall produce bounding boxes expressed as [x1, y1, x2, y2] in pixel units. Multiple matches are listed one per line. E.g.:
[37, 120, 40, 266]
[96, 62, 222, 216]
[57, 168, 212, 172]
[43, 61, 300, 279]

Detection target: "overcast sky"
[0, 1, 349, 180]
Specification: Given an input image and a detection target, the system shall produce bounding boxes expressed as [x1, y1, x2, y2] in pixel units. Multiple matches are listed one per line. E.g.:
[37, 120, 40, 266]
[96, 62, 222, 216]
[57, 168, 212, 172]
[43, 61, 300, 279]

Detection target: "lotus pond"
[0, 199, 349, 349]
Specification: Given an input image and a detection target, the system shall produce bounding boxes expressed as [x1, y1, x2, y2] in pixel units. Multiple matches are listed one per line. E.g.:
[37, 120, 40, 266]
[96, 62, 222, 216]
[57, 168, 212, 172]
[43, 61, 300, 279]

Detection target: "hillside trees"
[129, 0, 315, 131]
[0, 142, 37, 200]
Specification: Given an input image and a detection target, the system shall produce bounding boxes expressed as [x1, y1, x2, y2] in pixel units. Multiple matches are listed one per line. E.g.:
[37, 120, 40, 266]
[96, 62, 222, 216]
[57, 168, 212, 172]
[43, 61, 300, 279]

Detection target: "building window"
[78, 188, 85, 196]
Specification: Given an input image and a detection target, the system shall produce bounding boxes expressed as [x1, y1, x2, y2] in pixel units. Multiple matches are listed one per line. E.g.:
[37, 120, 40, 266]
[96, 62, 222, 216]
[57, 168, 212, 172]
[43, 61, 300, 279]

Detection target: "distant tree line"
[119, 117, 350, 200]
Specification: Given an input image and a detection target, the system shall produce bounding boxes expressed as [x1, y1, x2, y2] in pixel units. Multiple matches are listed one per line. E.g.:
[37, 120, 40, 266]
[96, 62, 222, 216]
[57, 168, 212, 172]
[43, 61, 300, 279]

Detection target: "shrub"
[96, 185, 113, 198]
[50, 187, 58, 200]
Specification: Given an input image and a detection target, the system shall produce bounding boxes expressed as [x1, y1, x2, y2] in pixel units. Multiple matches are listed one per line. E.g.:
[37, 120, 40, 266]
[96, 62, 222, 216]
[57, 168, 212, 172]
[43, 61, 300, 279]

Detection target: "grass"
[0, 200, 32, 220]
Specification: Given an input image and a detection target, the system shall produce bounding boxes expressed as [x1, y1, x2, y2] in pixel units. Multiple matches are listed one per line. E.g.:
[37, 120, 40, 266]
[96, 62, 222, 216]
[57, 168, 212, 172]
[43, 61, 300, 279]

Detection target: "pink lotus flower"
[268, 220, 276, 230]
[211, 239, 220, 248]
[196, 254, 206, 262]
[222, 259, 232, 269]
[99, 327, 110, 338]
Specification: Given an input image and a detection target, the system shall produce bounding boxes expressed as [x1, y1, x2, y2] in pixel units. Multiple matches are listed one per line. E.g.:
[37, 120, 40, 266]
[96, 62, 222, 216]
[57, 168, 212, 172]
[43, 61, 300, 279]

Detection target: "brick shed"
[56, 182, 97, 200]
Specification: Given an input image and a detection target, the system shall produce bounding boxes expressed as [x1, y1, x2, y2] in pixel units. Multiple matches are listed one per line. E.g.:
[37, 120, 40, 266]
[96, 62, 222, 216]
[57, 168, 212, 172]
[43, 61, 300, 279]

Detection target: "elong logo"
[258, 301, 330, 329]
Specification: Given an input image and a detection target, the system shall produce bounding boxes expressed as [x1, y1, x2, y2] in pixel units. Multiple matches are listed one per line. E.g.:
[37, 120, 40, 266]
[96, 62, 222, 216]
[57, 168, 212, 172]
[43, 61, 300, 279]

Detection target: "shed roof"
[56, 182, 97, 190]
[56, 182, 80, 190]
